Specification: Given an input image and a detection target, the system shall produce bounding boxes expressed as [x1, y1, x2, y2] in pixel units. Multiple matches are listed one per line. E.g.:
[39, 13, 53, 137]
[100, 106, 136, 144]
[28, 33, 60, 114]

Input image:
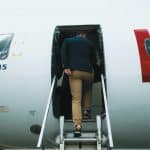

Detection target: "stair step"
[65, 119, 96, 123]
[64, 121, 97, 132]
[65, 132, 97, 138]
[64, 137, 97, 142]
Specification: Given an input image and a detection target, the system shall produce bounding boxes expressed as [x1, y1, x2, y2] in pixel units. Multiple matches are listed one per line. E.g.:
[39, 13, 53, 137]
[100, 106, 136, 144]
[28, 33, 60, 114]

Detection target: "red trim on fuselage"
[134, 29, 150, 82]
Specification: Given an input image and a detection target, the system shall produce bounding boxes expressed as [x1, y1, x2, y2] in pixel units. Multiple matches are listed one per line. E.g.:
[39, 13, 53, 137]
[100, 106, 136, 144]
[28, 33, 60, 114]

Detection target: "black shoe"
[74, 124, 81, 137]
[83, 109, 91, 119]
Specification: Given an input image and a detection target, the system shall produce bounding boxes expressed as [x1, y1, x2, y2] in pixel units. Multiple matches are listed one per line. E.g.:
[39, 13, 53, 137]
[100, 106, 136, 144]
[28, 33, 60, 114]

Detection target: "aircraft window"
[0, 33, 14, 60]
[145, 38, 150, 56]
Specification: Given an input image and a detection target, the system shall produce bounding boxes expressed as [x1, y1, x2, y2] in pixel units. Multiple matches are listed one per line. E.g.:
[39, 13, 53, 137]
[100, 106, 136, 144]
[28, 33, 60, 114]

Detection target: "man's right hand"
[64, 68, 71, 75]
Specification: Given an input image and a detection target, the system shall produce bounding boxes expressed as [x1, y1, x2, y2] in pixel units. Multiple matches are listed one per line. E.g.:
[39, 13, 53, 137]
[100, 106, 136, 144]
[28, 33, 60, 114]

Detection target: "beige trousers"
[69, 70, 94, 126]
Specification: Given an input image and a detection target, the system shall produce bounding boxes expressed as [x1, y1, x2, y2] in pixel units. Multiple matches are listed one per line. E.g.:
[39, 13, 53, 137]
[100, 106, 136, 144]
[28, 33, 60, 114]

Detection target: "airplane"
[0, 0, 150, 149]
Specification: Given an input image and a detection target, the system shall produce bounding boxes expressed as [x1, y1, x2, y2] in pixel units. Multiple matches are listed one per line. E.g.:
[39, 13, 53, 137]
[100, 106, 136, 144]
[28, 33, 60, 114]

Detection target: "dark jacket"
[61, 36, 97, 73]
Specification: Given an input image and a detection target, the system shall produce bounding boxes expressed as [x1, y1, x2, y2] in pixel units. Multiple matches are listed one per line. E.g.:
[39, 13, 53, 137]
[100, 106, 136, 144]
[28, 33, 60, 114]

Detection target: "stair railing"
[101, 74, 114, 148]
[37, 76, 56, 148]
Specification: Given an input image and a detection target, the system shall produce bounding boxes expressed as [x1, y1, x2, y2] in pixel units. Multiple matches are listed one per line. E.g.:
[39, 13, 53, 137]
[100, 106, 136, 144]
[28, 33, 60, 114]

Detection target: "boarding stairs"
[37, 74, 113, 150]
[59, 74, 113, 150]
[59, 116, 102, 150]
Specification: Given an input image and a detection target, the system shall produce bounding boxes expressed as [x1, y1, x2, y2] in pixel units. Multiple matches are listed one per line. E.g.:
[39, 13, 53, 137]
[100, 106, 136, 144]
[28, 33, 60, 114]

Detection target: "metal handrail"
[37, 76, 56, 148]
[101, 74, 114, 148]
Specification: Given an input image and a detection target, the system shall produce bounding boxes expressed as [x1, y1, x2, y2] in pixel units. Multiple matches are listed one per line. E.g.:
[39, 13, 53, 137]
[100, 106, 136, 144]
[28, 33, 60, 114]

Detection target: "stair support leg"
[96, 115, 101, 150]
[59, 116, 64, 150]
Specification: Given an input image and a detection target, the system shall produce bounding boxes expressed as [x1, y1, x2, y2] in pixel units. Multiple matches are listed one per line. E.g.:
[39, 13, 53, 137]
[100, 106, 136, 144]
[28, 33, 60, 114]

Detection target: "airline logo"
[134, 29, 150, 82]
[0, 33, 13, 60]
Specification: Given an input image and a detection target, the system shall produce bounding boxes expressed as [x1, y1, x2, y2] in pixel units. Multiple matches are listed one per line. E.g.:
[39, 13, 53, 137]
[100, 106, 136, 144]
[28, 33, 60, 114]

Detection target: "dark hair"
[76, 30, 87, 35]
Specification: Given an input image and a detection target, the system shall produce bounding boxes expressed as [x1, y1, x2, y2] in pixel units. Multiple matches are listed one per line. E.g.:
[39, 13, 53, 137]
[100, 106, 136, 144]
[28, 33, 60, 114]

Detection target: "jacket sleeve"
[61, 39, 69, 69]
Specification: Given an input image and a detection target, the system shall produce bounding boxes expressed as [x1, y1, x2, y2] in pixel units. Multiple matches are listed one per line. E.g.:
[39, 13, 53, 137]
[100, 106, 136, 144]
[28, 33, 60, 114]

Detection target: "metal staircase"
[36, 74, 113, 150]
[59, 74, 114, 150]
[59, 116, 102, 150]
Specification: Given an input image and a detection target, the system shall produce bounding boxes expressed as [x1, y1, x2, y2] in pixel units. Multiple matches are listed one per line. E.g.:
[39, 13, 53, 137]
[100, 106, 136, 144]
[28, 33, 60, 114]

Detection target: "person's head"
[76, 31, 87, 38]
